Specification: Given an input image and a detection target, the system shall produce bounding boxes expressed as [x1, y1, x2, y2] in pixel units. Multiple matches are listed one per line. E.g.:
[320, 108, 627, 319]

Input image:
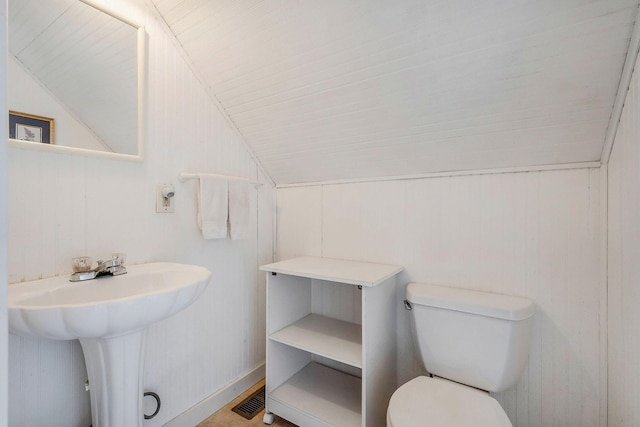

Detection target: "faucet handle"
[112, 253, 126, 266]
[72, 256, 92, 273]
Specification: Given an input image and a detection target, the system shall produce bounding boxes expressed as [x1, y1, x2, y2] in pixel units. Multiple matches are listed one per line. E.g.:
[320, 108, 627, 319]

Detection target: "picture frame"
[9, 111, 54, 144]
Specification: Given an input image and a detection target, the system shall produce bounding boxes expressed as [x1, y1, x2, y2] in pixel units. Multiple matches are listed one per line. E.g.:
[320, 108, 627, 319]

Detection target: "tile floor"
[197, 380, 297, 427]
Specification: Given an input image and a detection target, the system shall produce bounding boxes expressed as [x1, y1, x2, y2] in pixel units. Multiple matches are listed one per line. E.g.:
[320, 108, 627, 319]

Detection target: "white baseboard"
[163, 364, 265, 427]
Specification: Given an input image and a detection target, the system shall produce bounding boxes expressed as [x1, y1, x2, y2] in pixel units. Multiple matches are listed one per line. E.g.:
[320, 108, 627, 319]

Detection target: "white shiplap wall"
[607, 46, 640, 427]
[276, 167, 603, 427]
[6, 1, 274, 426]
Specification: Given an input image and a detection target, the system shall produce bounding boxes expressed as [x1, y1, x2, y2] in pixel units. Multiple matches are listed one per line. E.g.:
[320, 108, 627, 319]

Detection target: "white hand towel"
[228, 180, 250, 240]
[197, 176, 228, 239]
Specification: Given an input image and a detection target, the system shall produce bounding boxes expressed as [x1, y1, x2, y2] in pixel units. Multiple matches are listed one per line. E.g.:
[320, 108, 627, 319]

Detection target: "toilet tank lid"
[407, 283, 535, 320]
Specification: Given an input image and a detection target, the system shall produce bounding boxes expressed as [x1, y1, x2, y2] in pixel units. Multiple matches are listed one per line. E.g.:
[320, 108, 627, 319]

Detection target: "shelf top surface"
[260, 256, 403, 287]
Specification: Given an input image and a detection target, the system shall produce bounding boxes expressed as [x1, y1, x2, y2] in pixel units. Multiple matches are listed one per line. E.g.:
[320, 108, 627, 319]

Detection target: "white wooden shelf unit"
[260, 256, 403, 427]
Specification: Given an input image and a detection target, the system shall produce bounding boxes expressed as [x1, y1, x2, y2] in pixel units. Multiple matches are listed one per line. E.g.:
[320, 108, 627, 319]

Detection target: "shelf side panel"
[362, 276, 397, 427]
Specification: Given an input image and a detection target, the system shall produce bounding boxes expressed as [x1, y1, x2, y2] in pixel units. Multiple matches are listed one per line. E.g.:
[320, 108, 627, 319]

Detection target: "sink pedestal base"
[79, 329, 147, 427]
[8, 263, 212, 426]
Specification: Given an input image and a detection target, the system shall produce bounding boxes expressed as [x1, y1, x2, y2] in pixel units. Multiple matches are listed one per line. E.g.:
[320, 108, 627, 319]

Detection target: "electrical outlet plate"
[156, 185, 174, 213]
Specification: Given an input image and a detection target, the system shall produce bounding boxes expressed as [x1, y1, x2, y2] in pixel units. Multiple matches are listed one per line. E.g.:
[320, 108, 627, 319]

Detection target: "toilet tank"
[406, 283, 535, 393]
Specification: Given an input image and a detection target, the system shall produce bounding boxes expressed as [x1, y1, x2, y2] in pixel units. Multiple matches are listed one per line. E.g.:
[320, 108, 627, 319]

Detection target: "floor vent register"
[231, 386, 265, 420]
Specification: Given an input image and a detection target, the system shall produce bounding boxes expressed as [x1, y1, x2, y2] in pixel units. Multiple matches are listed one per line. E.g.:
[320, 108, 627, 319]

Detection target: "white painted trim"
[137, 26, 147, 161]
[599, 165, 608, 427]
[276, 162, 601, 188]
[177, 171, 263, 186]
[145, 0, 275, 187]
[80, 0, 143, 29]
[273, 188, 278, 262]
[8, 139, 143, 162]
[601, 4, 640, 165]
[163, 364, 265, 427]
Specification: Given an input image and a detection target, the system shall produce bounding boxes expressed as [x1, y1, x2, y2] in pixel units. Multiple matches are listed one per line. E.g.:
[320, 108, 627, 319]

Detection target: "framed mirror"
[8, 0, 145, 161]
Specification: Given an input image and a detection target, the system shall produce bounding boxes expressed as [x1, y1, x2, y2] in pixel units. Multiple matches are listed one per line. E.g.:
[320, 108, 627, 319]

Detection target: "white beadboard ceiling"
[154, 0, 639, 184]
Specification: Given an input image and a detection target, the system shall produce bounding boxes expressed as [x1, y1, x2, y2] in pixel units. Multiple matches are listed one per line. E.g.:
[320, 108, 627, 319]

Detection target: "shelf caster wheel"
[263, 412, 275, 425]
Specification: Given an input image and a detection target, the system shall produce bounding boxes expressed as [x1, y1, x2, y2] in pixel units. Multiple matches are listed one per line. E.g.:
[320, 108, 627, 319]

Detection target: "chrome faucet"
[70, 255, 127, 282]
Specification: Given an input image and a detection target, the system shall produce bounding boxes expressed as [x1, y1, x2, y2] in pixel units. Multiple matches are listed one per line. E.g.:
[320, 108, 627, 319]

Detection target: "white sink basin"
[9, 262, 211, 340]
[8, 262, 212, 427]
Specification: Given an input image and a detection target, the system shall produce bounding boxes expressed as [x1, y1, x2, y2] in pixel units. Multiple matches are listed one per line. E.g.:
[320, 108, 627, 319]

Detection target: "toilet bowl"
[387, 377, 511, 427]
[387, 283, 535, 427]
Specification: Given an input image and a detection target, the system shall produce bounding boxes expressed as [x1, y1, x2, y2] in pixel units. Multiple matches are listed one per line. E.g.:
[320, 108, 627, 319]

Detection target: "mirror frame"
[8, 0, 146, 162]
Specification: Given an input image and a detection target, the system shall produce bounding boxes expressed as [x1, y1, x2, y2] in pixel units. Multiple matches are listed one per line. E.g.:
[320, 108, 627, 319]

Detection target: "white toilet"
[387, 283, 535, 427]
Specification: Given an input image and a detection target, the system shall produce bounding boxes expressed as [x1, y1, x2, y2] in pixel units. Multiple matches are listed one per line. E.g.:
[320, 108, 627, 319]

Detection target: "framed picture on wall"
[9, 111, 54, 144]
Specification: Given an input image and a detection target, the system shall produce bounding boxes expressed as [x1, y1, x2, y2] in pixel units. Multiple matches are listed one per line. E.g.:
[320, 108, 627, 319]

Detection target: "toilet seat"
[387, 376, 512, 427]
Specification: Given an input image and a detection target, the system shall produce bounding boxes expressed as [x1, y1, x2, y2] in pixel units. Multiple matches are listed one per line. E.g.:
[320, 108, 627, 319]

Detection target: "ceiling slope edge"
[145, 0, 276, 187]
[276, 161, 601, 189]
[601, 4, 640, 164]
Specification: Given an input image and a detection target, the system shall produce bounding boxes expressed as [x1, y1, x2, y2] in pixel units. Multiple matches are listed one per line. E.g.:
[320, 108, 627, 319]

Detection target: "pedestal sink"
[8, 262, 212, 427]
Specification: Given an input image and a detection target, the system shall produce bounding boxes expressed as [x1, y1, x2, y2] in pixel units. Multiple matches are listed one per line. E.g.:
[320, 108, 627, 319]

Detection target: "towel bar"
[178, 172, 263, 187]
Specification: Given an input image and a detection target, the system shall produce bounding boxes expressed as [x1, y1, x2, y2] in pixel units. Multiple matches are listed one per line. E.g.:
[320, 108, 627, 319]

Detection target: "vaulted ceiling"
[153, 0, 639, 184]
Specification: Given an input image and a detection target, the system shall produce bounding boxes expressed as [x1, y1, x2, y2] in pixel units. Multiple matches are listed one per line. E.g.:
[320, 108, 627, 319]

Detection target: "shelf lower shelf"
[269, 362, 362, 427]
[269, 314, 362, 368]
